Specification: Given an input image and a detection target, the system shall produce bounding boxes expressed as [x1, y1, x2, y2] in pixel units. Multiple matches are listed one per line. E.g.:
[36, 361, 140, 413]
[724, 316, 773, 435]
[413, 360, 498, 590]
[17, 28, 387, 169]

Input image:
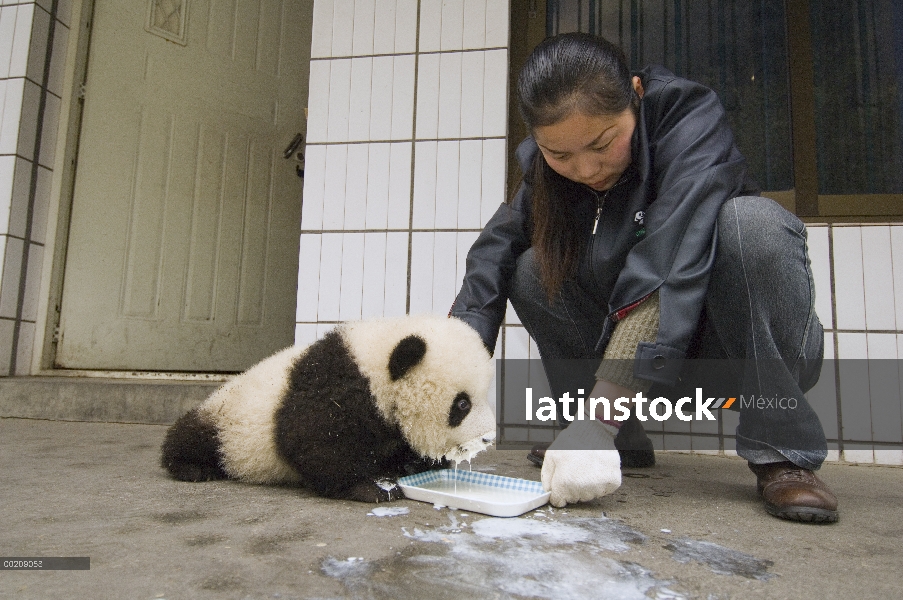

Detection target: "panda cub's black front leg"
[344, 480, 401, 503]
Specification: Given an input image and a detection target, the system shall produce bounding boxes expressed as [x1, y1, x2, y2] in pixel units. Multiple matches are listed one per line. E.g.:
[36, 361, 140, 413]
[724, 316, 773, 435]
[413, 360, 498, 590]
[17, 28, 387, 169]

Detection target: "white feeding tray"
[398, 469, 550, 518]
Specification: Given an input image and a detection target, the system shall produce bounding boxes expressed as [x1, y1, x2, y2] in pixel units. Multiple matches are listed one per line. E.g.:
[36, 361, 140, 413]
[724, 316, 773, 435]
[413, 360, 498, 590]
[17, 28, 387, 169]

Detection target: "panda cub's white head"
[342, 314, 496, 464]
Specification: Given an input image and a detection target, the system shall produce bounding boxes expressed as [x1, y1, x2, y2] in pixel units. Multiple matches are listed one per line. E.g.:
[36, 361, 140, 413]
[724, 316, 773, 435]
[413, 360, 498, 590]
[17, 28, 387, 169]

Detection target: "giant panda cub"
[161, 314, 496, 502]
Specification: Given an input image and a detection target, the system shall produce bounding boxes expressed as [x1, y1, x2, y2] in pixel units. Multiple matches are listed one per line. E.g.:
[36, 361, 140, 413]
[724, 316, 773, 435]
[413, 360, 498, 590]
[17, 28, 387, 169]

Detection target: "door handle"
[283, 133, 304, 159]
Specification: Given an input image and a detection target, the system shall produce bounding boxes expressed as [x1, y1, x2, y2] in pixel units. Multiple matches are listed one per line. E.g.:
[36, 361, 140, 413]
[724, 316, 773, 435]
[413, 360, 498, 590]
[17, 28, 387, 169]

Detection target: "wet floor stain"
[321, 514, 683, 600]
[664, 538, 776, 580]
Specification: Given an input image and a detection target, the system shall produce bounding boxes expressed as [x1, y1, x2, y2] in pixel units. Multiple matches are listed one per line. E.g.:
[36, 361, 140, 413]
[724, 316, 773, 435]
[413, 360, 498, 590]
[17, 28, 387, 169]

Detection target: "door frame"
[31, 0, 96, 376]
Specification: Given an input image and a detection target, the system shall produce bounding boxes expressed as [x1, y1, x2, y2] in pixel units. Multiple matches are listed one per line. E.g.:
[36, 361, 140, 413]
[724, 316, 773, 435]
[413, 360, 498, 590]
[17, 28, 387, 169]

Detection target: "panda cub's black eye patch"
[448, 392, 472, 428]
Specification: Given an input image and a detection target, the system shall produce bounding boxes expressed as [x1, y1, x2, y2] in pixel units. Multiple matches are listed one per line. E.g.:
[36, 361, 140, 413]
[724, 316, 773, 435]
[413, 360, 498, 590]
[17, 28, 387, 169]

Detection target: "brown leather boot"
[748, 461, 839, 523]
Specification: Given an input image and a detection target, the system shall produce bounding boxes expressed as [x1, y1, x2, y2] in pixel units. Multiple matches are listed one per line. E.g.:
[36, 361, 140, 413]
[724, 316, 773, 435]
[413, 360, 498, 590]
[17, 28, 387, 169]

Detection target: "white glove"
[541, 414, 621, 507]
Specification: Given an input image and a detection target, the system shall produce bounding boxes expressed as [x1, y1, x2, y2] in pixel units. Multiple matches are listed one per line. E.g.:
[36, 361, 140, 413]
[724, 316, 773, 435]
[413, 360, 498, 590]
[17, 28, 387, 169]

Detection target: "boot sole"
[765, 503, 839, 523]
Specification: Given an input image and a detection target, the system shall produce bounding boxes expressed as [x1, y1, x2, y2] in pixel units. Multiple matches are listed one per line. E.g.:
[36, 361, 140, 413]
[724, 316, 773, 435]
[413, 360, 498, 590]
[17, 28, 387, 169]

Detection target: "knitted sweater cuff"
[595, 291, 660, 393]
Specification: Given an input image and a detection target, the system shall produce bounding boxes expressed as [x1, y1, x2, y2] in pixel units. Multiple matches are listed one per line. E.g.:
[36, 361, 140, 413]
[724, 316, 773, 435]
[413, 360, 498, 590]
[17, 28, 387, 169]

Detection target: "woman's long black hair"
[515, 33, 638, 300]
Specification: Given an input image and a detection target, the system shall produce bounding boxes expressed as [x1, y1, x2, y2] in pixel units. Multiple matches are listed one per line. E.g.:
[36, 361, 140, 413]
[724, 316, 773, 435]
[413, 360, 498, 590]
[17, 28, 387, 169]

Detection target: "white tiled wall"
[297, 0, 510, 342]
[0, 0, 69, 375]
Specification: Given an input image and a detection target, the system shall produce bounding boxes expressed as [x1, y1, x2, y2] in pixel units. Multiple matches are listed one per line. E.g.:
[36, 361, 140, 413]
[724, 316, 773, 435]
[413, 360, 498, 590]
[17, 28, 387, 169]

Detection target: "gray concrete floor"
[1, 417, 901, 600]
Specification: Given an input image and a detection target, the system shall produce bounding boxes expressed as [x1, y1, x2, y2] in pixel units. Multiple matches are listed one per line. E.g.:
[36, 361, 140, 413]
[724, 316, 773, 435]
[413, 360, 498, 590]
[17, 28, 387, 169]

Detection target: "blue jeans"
[509, 196, 828, 470]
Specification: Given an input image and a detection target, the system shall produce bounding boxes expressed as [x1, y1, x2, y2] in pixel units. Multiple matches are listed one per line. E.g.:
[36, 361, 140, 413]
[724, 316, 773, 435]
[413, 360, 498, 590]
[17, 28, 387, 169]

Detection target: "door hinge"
[52, 326, 62, 343]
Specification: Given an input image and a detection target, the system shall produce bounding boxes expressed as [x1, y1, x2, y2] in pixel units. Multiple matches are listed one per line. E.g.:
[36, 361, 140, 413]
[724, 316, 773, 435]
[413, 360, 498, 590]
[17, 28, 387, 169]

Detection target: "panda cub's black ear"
[389, 335, 427, 381]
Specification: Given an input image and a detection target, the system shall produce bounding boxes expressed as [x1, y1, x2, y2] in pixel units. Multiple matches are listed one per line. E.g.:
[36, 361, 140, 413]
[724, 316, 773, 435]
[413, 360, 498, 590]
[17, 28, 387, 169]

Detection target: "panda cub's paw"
[346, 480, 401, 503]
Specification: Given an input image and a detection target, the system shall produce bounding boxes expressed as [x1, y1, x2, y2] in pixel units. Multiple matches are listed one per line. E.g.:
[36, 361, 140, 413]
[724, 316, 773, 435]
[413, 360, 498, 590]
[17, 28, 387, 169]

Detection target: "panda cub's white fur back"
[160, 314, 496, 502]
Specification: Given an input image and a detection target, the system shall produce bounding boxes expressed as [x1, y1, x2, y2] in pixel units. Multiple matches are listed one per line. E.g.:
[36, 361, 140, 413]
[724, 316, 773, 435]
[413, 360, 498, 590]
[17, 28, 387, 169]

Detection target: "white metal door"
[57, 0, 312, 371]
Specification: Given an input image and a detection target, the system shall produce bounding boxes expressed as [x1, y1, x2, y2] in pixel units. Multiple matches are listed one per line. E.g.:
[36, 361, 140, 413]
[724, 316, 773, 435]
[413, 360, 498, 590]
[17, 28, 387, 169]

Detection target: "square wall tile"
[21, 242, 42, 322]
[47, 20, 68, 97]
[0, 317, 13, 376]
[326, 59, 351, 142]
[57, 0, 74, 28]
[0, 78, 25, 155]
[837, 332, 871, 444]
[296, 234, 322, 321]
[342, 143, 369, 229]
[16, 78, 41, 161]
[14, 319, 33, 375]
[338, 232, 365, 320]
[481, 138, 507, 225]
[0, 156, 14, 234]
[414, 53, 440, 138]
[331, 0, 355, 57]
[393, 0, 418, 53]
[348, 57, 373, 142]
[26, 3, 51, 84]
[300, 144, 327, 230]
[482, 49, 508, 136]
[383, 231, 408, 317]
[8, 4, 34, 78]
[409, 231, 434, 314]
[8, 157, 31, 239]
[386, 142, 412, 229]
[316, 233, 344, 321]
[842, 448, 874, 463]
[369, 55, 394, 141]
[460, 50, 485, 138]
[432, 231, 458, 313]
[38, 89, 60, 169]
[30, 164, 50, 244]
[0, 7, 18, 79]
[861, 226, 896, 330]
[874, 450, 903, 466]
[310, 0, 335, 58]
[390, 54, 415, 140]
[418, 0, 442, 53]
[373, 0, 397, 55]
[455, 230, 479, 290]
[806, 225, 833, 329]
[322, 144, 348, 229]
[295, 323, 318, 347]
[361, 232, 387, 318]
[352, 0, 376, 57]
[504, 325, 530, 359]
[412, 141, 437, 228]
[364, 143, 391, 229]
[0, 235, 23, 319]
[437, 52, 463, 139]
[832, 227, 866, 331]
[865, 334, 901, 444]
[305, 60, 330, 142]
[434, 141, 460, 228]
[440, 0, 465, 51]
[485, 0, 510, 47]
[891, 227, 903, 330]
[457, 139, 483, 229]
[462, 0, 486, 49]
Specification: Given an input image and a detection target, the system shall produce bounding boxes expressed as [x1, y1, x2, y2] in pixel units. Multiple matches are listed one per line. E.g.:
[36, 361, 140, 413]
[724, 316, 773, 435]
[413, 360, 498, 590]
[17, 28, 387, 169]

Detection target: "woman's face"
[532, 76, 644, 192]
[533, 108, 636, 192]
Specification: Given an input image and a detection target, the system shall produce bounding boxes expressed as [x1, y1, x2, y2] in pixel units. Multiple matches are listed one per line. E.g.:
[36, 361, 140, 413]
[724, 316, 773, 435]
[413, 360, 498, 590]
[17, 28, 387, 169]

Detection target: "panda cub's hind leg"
[161, 408, 228, 482]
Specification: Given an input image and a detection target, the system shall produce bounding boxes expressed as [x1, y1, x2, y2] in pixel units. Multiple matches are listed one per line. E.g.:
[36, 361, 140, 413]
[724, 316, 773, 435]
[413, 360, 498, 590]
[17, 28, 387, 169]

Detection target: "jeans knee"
[716, 196, 806, 267]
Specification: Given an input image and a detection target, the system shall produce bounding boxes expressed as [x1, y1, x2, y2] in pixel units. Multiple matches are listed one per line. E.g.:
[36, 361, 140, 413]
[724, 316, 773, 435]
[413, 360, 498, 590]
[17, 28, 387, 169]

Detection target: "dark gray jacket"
[450, 65, 759, 387]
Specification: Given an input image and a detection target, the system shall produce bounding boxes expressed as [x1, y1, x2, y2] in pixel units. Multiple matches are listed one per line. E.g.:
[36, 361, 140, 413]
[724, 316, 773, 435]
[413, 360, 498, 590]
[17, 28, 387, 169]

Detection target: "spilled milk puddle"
[321, 512, 685, 600]
[321, 507, 779, 599]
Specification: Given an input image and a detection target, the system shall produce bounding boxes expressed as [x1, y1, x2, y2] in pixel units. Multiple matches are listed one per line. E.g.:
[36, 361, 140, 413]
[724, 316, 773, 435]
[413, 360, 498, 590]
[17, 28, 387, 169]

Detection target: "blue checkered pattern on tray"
[397, 469, 545, 494]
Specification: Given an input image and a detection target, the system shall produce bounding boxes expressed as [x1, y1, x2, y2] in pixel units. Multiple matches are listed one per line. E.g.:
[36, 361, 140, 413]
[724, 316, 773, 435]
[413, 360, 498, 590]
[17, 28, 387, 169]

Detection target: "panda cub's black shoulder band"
[388, 335, 427, 380]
